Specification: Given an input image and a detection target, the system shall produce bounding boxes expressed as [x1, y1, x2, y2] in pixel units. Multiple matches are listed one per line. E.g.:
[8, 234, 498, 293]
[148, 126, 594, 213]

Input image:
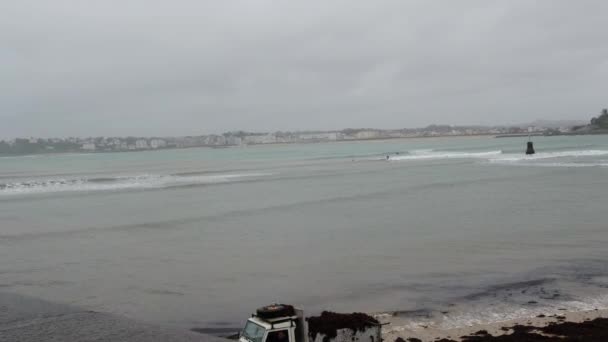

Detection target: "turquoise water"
[2, 135, 608, 330]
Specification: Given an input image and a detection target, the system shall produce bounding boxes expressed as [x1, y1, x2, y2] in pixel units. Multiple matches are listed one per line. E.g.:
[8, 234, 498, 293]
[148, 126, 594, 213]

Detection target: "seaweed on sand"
[422, 317, 608, 341]
[307, 311, 379, 342]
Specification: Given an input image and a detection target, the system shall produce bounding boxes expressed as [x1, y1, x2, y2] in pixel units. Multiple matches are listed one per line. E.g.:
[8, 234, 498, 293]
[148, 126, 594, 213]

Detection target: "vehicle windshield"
[242, 321, 266, 342]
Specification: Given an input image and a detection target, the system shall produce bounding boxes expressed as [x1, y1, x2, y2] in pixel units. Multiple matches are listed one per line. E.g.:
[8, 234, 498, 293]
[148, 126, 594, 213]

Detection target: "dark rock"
[526, 141, 535, 155]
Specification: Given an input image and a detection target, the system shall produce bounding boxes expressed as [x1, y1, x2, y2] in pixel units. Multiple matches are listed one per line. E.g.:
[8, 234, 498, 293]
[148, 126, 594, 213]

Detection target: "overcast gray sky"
[1, 0, 607, 138]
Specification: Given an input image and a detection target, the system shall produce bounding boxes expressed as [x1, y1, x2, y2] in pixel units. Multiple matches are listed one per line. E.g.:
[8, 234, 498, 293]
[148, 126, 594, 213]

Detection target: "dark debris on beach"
[307, 311, 379, 342]
[401, 317, 608, 342]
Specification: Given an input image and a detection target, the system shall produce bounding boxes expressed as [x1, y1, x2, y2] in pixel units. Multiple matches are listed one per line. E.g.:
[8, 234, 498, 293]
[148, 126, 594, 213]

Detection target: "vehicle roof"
[248, 317, 293, 330]
[248, 317, 272, 329]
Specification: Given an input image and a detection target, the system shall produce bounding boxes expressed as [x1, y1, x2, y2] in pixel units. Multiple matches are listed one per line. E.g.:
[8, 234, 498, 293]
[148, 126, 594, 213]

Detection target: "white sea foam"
[387, 149, 608, 168]
[509, 162, 608, 168]
[0, 173, 271, 196]
[489, 150, 608, 163]
[383, 293, 608, 332]
[409, 149, 435, 155]
[436, 296, 608, 330]
[388, 150, 503, 161]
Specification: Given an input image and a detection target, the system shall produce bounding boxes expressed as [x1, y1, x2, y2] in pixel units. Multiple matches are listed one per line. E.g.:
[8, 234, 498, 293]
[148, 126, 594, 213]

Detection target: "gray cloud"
[1, 0, 607, 138]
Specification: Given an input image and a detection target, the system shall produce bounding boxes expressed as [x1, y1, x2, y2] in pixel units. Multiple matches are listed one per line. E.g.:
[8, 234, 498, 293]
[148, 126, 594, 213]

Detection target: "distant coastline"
[495, 130, 608, 138]
[0, 121, 585, 157]
[7, 130, 608, 158]
[5, 109, 607, 156]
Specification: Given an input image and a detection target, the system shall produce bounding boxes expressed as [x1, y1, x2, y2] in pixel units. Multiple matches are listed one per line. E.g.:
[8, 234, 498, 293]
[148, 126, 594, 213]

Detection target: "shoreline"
[3, 290, 608, 341]
[379, 308, 608, 341]
[6, 132, 608, 158]
[0, 135, 498, 158]
[6, 130, 608, 158]
[0, 291, 223, 342]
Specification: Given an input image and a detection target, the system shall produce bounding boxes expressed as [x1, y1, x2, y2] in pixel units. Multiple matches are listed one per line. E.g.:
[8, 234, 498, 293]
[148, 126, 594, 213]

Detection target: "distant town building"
[202, 135, 226, 146]
[355, 131, 379, 139]
[298, 132, 339, 141]
[150, 139, 167, 149]
[81, 143, 96, 151]
[225, 135, 242, 146]
[243, 134, 277, 145]
[135, 139, 149, 149]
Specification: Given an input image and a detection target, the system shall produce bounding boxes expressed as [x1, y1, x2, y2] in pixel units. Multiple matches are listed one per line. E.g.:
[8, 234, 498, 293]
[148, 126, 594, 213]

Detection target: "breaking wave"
[489, 149, 608, 162]
[388, 150, 502, 161]
[386, 149, 608, 168]
[0, 173, 271, 196]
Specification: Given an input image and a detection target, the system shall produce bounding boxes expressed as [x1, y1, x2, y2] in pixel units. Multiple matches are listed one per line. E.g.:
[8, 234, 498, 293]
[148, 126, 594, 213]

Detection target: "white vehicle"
[239, 304, 382, 342]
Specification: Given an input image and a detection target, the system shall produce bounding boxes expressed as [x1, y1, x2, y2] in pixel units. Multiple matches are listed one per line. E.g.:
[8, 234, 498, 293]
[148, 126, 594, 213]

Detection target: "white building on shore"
[355, 130, 380, 139]
[243, 134, 277, 145]
[81, 143, 96, 151]
[135, 139, 149, 149]
[297, 132, 340, 142]
[225, 135, 242, 146]
[149, 139, 167, 149]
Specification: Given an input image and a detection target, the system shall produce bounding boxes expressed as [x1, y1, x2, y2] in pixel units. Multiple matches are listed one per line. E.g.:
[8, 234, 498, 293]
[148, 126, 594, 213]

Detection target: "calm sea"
[2, 135, 608, 331]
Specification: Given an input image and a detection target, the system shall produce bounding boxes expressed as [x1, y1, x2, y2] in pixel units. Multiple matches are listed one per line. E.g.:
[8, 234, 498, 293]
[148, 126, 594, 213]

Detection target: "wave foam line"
[382, 293, 608, 332]
[0, 173, 272, 196]
[389, 150, 502, 161]
[490, 150, 608, 163]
